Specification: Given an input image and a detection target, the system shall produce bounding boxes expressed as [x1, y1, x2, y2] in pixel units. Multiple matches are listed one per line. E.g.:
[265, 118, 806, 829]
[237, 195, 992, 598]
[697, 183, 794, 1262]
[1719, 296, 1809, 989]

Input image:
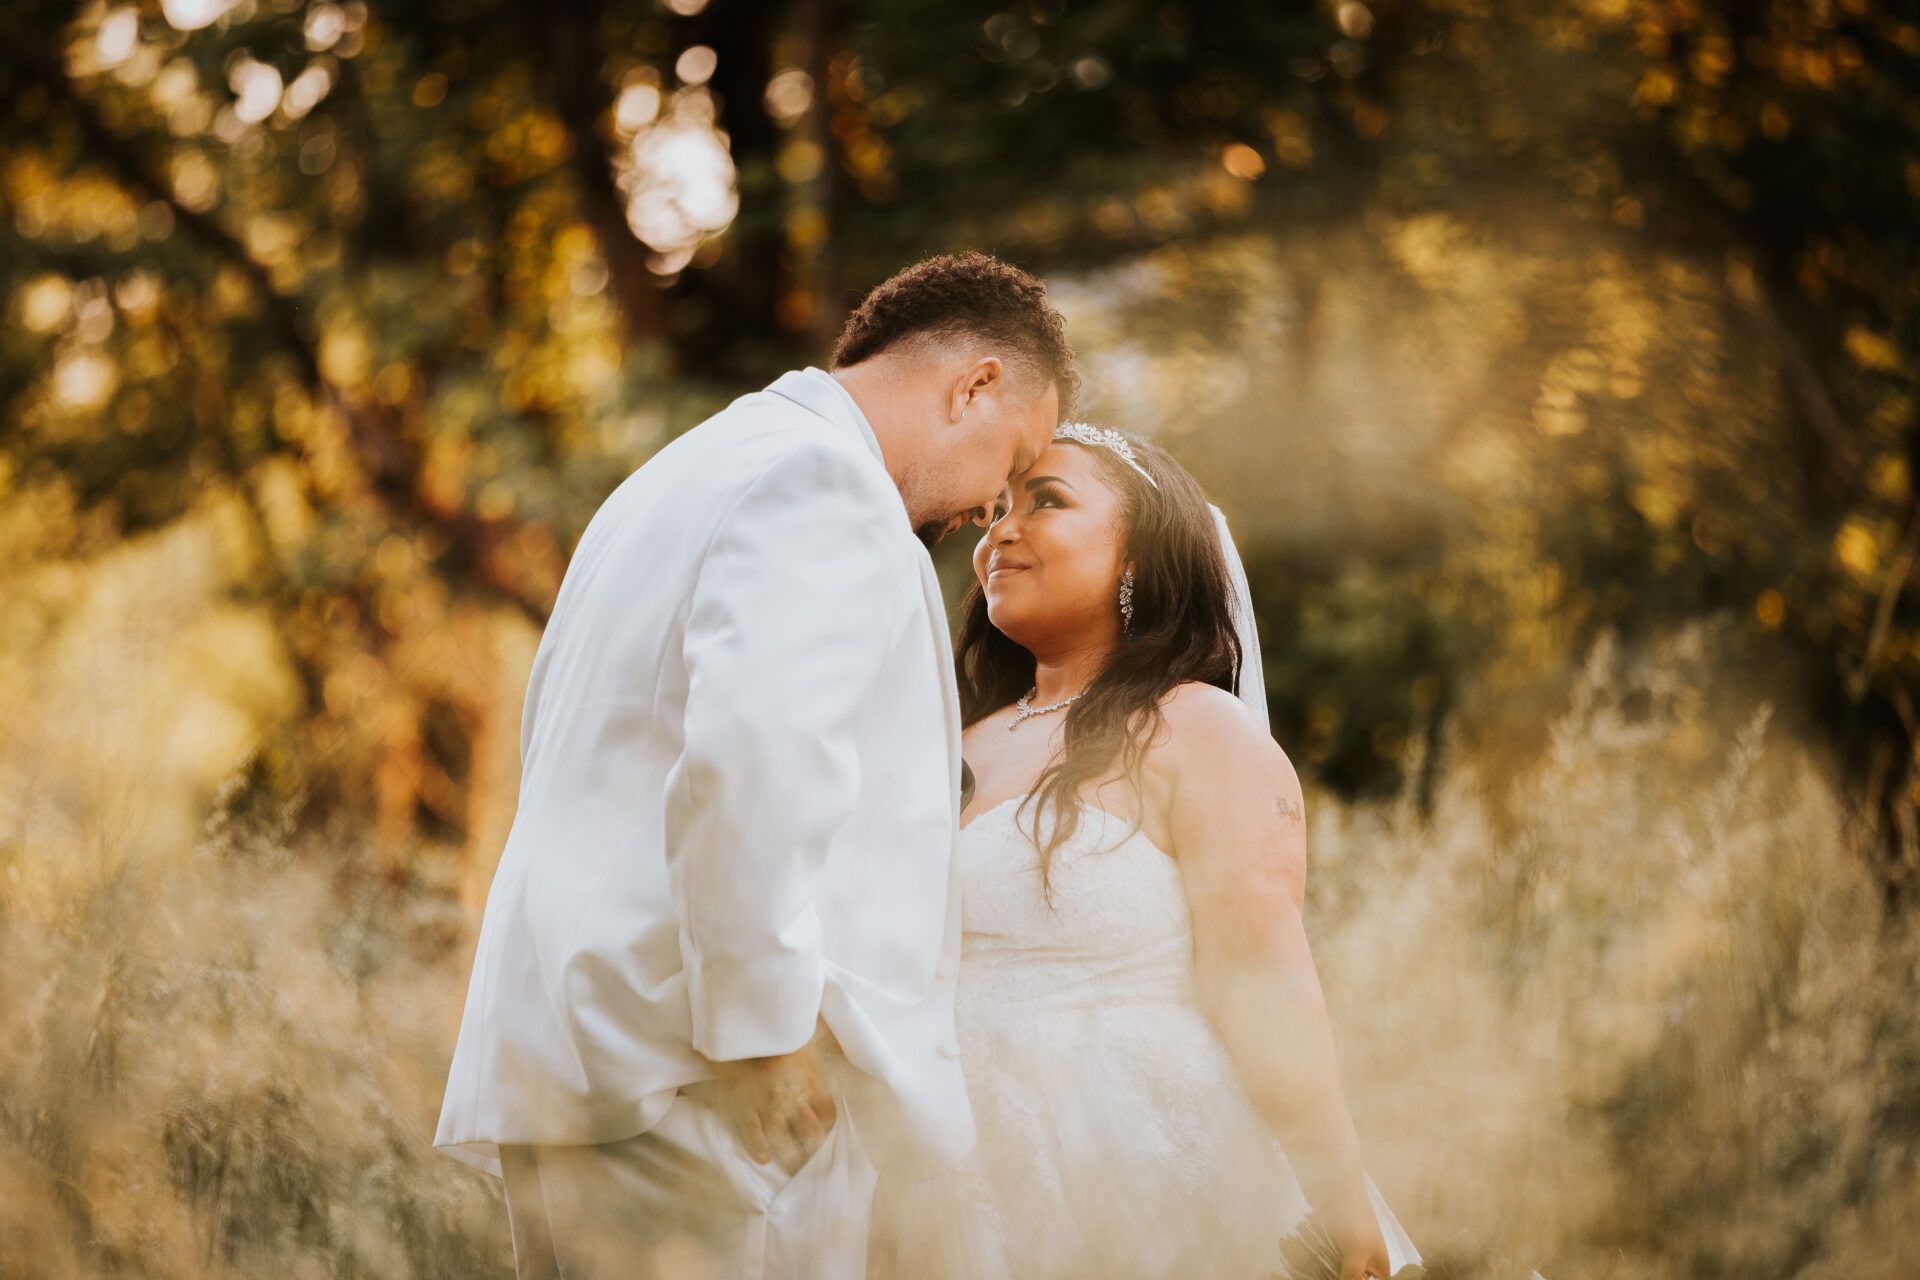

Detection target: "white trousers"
[500, 1089, 877, 1280]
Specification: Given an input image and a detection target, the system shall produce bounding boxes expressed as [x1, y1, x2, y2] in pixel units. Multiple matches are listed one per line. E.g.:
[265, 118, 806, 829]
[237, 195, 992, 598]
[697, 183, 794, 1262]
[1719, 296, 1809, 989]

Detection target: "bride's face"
[972, 442, 1130, 651]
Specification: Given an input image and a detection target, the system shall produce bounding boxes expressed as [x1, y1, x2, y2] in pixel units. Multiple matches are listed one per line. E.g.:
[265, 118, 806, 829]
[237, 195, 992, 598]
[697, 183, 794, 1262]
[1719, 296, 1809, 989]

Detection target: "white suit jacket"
[436, 369, 973, 1179]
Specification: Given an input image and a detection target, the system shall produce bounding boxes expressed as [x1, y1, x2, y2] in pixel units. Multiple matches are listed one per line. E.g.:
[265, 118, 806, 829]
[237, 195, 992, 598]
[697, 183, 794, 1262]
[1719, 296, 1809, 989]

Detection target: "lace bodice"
[955, 798, 1198, 1015]
[870, 797, 1422, 1280]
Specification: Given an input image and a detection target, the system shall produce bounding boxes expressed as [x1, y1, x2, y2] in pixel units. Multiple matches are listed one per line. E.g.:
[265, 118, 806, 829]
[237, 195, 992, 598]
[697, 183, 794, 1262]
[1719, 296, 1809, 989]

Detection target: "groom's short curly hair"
[830, 253, 1078, 416]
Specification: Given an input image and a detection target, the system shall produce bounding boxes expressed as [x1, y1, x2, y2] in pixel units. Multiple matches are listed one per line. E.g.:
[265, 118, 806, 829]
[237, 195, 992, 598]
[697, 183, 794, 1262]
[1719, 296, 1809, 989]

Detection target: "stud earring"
[1119, 566, 1135, 636]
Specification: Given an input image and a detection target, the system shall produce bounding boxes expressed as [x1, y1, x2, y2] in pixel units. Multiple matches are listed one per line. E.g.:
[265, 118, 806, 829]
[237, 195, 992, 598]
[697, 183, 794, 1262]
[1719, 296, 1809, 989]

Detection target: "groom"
[436, 253, 1077, 1279]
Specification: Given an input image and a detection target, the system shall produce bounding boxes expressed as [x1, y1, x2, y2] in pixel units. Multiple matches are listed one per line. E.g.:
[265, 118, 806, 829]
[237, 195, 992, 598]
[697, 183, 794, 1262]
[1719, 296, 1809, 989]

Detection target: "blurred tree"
[3, 0, 1919, 888]
[0, 0, 1373, 860]
[1386, 0, 1920, 880]
[1609, 0, 1920, 878]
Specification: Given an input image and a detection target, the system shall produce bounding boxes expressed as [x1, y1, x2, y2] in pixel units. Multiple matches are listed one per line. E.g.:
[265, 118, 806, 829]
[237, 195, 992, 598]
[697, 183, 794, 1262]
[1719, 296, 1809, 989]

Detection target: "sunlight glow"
[160, 0, 235, 32]
[305, 3, 344, 51]
[764, 68, 814, 124]
[52, 350, 120, 412]
[1222, 143, 1266, 179]
[114, 270, 163, 318]
[675, 45, 718, 87]
[95, 8, 141, 68]
[19, 276, 73, 334]
[618, 88, 738, 274]
[170, 150, 219, 211]
[1337, 2, 1374, 40]
[613, 83, 663, 134]
[152, 57, 197, 107]
[282, 61, 336, 119]
[229, 57, 284, 125]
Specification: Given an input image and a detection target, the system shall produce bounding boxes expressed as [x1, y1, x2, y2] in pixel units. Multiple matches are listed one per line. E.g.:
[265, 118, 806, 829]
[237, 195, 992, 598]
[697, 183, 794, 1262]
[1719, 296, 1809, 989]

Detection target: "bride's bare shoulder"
[1152, 685, 1306, 882]
[1157, 681, 1266, 739]
[1154, 682, 1297, 782]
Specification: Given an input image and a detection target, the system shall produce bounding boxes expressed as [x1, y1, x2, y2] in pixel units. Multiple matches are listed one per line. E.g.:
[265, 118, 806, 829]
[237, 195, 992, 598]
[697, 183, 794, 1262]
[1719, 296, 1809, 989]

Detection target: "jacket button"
[937, 1042, 960, 1060]
[937, 957, 958, 981]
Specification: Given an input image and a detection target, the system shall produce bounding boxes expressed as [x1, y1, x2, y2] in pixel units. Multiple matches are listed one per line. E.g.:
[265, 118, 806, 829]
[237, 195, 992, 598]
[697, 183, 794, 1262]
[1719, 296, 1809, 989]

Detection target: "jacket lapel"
[764, 368, 887, 469]
[765, 366, 962, 817]
[913, 551, 964, 822]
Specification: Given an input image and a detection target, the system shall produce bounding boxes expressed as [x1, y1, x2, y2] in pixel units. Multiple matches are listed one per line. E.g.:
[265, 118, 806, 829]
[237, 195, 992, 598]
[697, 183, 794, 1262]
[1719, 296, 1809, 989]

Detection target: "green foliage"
[833, 0, 1366, 275]
[1250, 555, 1456, 802]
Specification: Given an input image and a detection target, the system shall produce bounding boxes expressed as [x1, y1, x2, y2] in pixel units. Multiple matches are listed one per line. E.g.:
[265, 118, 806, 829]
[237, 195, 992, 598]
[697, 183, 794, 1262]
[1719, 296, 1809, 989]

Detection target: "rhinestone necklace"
[1011, 687, 1082, 730]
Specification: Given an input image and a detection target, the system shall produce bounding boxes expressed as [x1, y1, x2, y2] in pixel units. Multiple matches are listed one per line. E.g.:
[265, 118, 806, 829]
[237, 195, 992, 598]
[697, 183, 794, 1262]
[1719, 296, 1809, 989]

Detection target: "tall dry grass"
[1318, 624, 1920, 1278]
[3, 621, 1917, 1277]
[0, 805, 510, 1278]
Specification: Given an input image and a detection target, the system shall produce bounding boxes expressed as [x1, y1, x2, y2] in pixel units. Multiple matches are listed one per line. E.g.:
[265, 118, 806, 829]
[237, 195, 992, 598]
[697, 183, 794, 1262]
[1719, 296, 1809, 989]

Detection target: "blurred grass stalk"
[0, 819, 512, 1276]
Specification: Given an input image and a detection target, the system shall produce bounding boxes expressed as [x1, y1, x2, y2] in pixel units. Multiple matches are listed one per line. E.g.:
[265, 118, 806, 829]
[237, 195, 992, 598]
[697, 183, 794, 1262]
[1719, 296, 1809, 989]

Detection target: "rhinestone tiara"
[1053, 422, 1159, 488]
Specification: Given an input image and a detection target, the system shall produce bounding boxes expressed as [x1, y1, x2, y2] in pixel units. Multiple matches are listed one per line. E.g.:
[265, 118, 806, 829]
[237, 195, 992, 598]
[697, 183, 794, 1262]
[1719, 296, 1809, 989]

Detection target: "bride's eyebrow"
[1021, 475, 1073, 492]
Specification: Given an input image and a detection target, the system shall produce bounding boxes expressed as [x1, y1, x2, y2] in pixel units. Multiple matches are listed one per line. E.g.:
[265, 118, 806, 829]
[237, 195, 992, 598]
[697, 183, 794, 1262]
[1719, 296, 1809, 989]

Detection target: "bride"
[870, 425, 1420, 1280]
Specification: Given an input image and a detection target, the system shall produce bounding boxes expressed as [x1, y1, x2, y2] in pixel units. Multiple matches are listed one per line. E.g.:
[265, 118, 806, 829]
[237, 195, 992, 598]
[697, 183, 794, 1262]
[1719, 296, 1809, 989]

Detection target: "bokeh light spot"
[18, 276, 73, 334]
[96, 8, 141, 69]
[777, 140, 824, 184]
[305, 3, 344, 51]
[1068, 54, 1112, 89]
[52, 350, 121, 411]
[229, 57, 284, 125]
[614, 83, 663, 134]
[171, 150, 220, 212]
[764, 68, 814, 124]
[1222, 143, 1266, 179]
[413, 73, 448, 109]
[283, 61, 337, 118]
[160, 0, 234, 32]
[675, 45, 718, 87]
[618, 89, 739, 271]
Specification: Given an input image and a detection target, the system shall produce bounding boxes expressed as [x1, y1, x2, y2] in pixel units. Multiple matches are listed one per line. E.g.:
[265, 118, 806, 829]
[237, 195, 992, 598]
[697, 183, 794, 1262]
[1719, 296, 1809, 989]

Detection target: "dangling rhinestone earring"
[1118, 566, 1135, 637]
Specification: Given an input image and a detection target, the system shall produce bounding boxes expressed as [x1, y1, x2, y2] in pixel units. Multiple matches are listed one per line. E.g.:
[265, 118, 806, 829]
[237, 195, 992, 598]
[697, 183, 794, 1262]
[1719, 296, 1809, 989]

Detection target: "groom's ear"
[949, 356, 1006, 424]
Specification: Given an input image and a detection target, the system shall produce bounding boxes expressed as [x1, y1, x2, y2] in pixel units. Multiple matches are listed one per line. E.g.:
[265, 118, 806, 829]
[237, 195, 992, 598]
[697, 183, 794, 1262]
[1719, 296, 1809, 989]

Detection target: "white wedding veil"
[1051, 422, 1269, 735]
[1209, 504, 1269, 734]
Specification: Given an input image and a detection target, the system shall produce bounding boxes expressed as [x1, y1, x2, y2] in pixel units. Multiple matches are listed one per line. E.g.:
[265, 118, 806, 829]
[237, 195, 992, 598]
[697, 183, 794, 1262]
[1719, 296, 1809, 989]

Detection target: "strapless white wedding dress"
[869, 799, 1420, 1280]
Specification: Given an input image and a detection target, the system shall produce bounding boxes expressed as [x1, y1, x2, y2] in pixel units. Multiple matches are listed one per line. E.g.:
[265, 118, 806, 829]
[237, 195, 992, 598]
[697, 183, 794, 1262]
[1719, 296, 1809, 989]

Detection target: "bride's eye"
[1029, 485, 1066, 511]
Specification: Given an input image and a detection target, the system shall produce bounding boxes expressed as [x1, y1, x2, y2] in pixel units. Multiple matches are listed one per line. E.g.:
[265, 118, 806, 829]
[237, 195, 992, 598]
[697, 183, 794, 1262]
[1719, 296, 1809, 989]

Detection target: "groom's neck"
[830, 359, 920, 491]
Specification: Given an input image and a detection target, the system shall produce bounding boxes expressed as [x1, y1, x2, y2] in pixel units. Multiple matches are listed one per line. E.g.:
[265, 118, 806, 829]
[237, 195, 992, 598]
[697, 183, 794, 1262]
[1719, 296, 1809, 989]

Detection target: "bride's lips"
[986, 559, 1031, 582]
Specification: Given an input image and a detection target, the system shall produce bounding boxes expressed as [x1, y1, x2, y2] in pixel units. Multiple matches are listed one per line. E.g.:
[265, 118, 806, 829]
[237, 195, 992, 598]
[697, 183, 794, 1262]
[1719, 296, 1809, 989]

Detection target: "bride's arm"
[1157, 686, 1391, 1279]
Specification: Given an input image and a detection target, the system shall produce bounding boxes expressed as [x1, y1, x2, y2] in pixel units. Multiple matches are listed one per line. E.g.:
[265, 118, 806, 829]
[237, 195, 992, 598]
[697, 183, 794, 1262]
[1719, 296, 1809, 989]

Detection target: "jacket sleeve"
[664, 442, 902, 1062]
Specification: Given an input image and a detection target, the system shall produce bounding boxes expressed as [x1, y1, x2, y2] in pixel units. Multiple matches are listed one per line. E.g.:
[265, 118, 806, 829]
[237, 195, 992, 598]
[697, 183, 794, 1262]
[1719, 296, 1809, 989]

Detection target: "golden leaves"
[1834, 516, 1886, 580]
[1845, 326, 1903, 373]
[1221, 143, 1266, 180]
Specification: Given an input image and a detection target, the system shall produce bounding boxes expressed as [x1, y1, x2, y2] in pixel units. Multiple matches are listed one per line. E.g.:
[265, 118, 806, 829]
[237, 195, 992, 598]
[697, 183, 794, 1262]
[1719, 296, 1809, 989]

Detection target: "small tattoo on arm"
[1274, 796, 1304, 827]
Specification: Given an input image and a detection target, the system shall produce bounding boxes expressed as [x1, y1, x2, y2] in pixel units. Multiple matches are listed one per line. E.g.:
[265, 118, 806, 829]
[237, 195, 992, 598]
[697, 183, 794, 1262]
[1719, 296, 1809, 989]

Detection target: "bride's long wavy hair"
[955, 431, 1243, 884]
